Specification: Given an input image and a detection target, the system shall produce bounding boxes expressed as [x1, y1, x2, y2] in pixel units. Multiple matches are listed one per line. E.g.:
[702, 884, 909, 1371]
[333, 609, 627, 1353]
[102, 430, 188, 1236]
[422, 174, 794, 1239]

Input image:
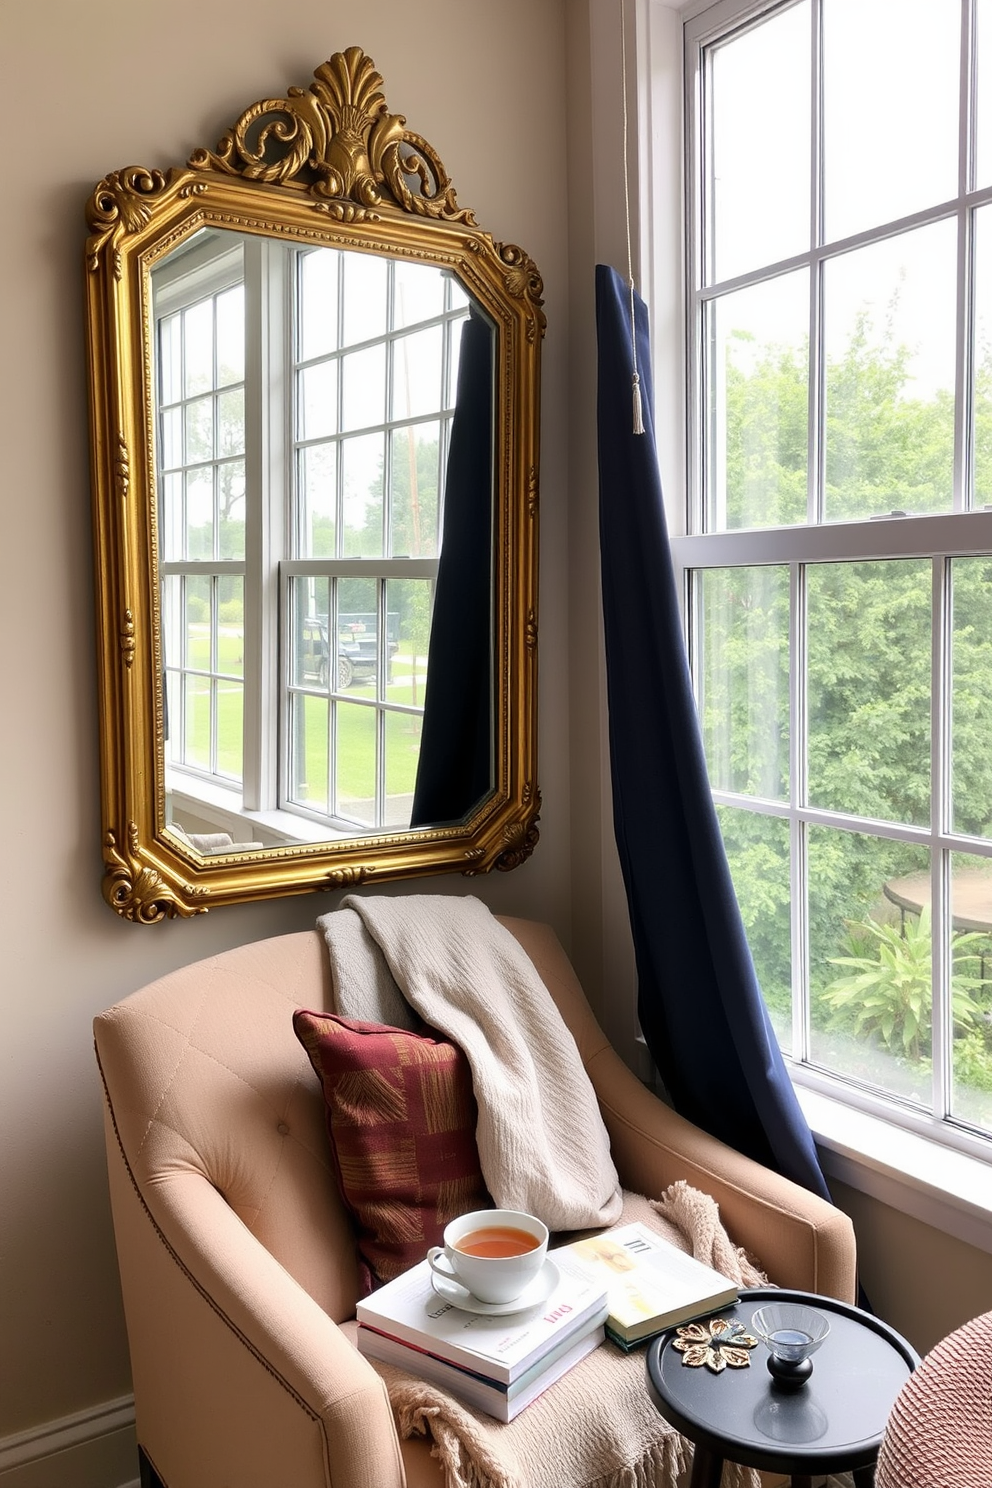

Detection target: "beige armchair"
[94, 916, 856, 1488]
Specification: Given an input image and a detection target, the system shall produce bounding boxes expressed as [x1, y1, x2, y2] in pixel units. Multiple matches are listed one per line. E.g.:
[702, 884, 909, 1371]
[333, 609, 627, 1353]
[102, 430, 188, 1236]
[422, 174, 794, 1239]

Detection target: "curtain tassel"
[632, 372, 645, 436]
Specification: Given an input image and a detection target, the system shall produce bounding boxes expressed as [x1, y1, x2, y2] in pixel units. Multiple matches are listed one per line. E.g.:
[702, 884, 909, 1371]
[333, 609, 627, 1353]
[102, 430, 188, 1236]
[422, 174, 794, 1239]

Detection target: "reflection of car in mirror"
[301, 614, 399, 690]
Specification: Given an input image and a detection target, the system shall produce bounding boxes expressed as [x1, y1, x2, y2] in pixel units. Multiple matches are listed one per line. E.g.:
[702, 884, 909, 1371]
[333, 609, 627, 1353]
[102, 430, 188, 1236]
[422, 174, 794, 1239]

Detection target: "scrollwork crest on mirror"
[85, 47, 542, 921]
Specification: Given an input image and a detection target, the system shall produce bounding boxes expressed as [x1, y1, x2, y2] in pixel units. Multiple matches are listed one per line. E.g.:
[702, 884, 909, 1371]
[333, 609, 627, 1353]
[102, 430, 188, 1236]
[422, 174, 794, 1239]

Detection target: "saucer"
[430, 1258, 560, 1315]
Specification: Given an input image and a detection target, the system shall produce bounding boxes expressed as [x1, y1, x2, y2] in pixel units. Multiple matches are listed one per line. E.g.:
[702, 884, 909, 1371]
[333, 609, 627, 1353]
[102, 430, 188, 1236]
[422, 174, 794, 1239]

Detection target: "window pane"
[161, 471, 182, 561]
[160, 313, 182, 404]
[385, 709, 422, 827]
[390, 422, 440, 557]
[341, 344, 386, 431]
[976, 0, 992, 189]
[336, 701, 376, 827]
[809, 827, 931, 1104]
[336, 575, 378, 693]
[299, 248, 340, 361]
[823, 222, 956, 521]
[807, 560, 931, 824]
[823, 0, 959, 242]
[184, 575, 211, 669]
[217, 388, 244, 458]
[160, 405, 182, 471]
[952, 556, 992, 836]
[341, 251, 388, 345]
[386, 577, 433, 710]
[974, 206, 992, 508]
[183, 299, 213, 396]
[706, 1, 810, 283]
[392, 327, 444, 420]
[705, 271, 809, 531]
[289, 693, 329, 810]
[298, 443, 337, 558]
[185, 395, 214, 466]
[717, 806, 792, 1048]
[697, 566, 789, 800]
[949, 850, 992, 1132]
[216, 679, 243, 778]
[394, 260, 445, 328]
[341, 434, 385, 556]
[216, 285, 244, 387]
[291, 576, 330, 689]
[183, 674, 211, 771]
[186, 469, 213, 558]
[299, 361, 339, 442]
[217, 462, 245, 559]
[218, 575, 244, 680]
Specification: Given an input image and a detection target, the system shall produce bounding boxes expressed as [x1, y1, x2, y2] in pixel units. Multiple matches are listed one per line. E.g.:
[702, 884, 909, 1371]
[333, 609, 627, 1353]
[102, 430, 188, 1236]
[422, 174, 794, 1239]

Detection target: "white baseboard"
[0, 1394, 136, 1488]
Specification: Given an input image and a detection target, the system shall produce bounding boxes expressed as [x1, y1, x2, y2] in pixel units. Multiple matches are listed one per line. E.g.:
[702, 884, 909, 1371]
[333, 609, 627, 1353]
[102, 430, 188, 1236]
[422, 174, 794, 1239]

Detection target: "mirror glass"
[152, 229, 495, 853]
[84, 47, 542, 920]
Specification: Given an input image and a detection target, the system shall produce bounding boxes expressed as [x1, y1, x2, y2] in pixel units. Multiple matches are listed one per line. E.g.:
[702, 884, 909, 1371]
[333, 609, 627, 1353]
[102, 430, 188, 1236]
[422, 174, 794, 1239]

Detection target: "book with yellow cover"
[552, 1221, 738, 1348]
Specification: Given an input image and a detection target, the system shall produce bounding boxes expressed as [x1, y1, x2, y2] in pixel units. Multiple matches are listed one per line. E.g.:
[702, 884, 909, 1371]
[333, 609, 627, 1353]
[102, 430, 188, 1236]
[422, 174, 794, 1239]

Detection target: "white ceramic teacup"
[427, 1209, 549, 1304]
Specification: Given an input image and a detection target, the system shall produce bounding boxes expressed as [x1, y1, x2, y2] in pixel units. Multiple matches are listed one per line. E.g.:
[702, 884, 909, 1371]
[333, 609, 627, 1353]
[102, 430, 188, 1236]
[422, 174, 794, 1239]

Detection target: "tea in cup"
[427, 1209, 548, 1304]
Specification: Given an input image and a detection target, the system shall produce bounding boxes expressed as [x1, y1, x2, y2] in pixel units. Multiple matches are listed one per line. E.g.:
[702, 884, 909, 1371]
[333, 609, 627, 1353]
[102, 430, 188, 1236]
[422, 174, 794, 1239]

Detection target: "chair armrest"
[586, 1044, 857, 1302]
[104, 1108, 405, 1488]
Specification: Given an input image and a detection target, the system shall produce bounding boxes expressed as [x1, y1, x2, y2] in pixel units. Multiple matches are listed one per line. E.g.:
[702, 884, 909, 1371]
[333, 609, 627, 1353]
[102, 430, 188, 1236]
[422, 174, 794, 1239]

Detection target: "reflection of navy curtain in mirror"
[411, 309, 494, 827]
[595, 264, 830, 1199]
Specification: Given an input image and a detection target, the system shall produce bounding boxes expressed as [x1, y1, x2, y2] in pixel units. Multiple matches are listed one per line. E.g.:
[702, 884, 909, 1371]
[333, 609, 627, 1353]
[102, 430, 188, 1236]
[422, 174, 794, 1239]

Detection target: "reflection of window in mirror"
[152, 230, 472, 845]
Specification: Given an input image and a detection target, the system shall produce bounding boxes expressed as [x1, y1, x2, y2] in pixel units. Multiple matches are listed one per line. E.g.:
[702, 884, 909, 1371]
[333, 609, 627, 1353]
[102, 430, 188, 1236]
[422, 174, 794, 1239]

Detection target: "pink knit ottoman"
[875, 1309, 992, 1488]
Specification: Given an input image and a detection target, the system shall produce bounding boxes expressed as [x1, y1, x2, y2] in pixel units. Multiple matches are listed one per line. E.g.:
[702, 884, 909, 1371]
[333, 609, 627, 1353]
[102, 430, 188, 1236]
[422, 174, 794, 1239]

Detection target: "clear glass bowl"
[751, 1304, 830, 1366]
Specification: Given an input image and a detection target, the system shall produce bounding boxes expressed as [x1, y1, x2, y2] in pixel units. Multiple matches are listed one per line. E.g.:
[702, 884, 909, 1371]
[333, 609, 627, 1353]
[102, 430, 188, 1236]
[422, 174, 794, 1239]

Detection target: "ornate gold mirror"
[85, 47, 542, 921]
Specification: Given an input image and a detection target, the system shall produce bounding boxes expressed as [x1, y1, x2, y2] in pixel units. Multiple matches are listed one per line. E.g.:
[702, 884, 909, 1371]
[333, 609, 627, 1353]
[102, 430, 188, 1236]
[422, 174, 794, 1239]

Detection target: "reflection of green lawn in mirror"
[179, 639, 427, 816]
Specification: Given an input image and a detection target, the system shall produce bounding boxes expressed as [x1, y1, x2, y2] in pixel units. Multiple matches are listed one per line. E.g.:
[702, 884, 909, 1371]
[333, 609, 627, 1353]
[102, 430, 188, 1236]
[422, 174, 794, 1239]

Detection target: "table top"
[885, 870, 992, 932]
[646, 1288, 919, 1477]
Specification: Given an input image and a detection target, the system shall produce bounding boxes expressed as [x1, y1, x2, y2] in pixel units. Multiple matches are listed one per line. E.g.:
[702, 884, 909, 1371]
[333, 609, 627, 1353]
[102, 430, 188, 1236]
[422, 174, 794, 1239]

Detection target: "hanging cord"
[621, 0, 645, 435]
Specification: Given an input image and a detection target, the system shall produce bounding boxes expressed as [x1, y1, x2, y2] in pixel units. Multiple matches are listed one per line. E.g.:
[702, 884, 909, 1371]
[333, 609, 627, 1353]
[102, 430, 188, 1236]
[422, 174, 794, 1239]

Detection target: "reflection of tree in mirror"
[357, 433, 441, 557]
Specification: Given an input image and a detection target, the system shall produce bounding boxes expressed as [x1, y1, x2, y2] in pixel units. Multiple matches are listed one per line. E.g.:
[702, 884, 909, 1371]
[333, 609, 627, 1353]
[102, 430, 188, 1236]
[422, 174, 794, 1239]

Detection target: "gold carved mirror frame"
[85, 47, 542, 921]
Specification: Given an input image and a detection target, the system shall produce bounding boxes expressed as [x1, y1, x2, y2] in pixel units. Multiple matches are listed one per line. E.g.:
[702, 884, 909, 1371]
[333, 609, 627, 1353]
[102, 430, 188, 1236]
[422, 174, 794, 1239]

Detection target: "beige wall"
[831, 1179, 992, 1358]
[0, 0, 571, 1468]
[3, 1, 991, 1481]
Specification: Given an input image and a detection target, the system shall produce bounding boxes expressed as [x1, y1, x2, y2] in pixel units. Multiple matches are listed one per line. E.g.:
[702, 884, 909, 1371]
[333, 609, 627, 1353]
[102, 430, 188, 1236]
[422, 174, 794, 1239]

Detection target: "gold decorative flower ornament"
[672, 1317, 758, 1372]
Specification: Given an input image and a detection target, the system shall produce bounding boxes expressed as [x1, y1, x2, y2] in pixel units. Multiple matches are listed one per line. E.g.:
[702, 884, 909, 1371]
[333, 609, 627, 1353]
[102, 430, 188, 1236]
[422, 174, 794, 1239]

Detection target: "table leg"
[790, 1477, 813, 1488]
[853, 1466, 876, 1487]
[688, 1443, 725, 1488]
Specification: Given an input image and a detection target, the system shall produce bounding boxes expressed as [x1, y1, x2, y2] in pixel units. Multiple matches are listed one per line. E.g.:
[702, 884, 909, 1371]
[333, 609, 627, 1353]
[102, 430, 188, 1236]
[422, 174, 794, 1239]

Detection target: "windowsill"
[794, 1083, 992, 1256]
[166, 772, 359, 846]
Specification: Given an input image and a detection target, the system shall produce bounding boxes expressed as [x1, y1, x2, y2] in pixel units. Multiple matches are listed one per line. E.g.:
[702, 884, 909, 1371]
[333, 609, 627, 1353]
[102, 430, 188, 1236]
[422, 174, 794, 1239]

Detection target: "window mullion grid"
[790, 559, 810, 1064]
[932, 556, 954, 1119]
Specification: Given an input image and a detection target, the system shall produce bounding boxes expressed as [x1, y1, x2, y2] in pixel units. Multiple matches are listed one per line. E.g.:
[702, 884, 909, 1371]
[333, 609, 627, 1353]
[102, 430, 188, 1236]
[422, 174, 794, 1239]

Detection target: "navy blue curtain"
[596, 263, 830, 1199]
[411, 308, 495, 828]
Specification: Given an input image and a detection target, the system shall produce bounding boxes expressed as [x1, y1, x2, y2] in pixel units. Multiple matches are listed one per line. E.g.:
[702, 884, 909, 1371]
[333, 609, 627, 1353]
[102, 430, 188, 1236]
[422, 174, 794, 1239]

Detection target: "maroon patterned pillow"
[293, 1010, 491, 1293]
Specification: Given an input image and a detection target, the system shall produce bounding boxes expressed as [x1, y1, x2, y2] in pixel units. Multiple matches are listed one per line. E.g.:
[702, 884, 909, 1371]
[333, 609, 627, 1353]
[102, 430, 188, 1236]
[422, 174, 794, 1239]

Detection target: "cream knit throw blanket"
[370, 1187, 768, 1488]
[318, 894, 623, 1231]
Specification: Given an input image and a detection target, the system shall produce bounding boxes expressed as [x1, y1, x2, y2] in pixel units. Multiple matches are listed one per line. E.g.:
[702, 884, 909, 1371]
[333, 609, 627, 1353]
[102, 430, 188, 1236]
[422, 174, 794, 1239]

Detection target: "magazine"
[552, 1221, 738, 1347]
[355, 1257, 608, 1384]
[358, 1320, 605, 1421]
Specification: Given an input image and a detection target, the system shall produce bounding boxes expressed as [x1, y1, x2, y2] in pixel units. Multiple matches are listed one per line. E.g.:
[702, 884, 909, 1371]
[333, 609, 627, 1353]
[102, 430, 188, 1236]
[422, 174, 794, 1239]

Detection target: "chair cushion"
[293, 1010, 491, 1292]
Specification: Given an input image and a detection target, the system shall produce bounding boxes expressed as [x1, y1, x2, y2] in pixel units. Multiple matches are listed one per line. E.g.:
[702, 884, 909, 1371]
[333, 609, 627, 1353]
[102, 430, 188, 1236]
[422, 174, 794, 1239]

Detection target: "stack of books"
[552, 1220, 739, 1350]
[356, 1258, 609, 1421]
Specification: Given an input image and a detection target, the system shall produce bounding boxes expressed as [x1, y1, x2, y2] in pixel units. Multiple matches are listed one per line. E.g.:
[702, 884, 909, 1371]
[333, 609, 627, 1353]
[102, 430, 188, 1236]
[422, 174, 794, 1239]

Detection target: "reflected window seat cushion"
[293, 1011, 491, 1293]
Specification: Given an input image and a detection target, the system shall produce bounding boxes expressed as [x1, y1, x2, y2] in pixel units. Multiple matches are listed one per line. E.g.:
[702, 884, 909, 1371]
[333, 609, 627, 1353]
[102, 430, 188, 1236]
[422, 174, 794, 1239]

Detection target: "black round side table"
[646, 1287, 919, 1488]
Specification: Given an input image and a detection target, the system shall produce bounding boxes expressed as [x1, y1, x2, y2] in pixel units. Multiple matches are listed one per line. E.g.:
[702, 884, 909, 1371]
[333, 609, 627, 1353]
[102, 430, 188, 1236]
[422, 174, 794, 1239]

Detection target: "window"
[153, 231, 470, 840]
[678, 0, 992, 1153]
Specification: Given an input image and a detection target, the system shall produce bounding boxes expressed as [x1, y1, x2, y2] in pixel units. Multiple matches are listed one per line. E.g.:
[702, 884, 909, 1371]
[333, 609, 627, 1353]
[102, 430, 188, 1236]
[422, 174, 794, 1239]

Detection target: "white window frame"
[661, 0, 992, 1193]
